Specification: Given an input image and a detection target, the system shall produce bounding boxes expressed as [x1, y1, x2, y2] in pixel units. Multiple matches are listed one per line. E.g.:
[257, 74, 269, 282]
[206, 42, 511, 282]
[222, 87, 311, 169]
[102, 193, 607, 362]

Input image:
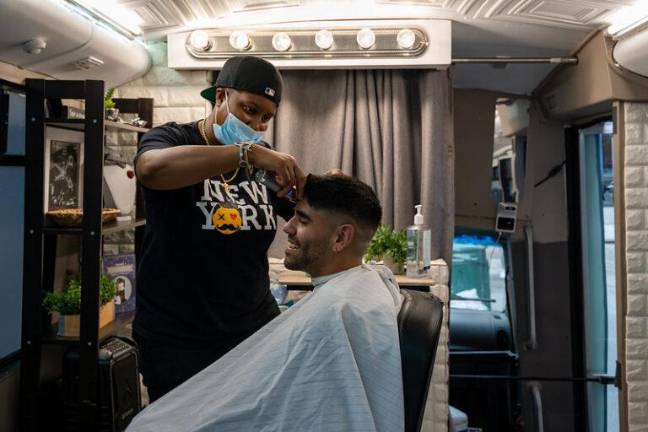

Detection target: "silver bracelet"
[237, 143, 253, 176]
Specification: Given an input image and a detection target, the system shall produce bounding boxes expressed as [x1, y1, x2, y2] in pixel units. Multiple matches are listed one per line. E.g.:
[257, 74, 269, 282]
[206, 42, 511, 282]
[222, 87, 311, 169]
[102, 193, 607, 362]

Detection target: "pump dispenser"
[406, 204, 431, 278]
[414, 205, 424, 225]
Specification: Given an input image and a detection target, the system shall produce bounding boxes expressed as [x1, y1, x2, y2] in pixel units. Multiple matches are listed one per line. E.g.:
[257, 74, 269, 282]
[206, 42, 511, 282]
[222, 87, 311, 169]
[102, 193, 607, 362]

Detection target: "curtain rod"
[452, 57, 578, 65]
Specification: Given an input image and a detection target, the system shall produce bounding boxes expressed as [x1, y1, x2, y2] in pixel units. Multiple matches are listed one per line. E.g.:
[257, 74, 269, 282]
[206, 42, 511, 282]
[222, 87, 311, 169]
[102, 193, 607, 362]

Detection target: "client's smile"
[287, 237, 300, 250]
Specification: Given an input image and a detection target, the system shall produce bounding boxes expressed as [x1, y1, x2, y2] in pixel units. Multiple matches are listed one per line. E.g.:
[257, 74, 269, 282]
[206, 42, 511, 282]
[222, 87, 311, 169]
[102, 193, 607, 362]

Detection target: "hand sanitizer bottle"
[406, 205, 431, 278]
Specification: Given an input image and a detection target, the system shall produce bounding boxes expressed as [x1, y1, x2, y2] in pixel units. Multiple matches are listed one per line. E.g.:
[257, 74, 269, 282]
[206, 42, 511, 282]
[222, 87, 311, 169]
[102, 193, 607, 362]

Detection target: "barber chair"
[398, 289, 445, 432]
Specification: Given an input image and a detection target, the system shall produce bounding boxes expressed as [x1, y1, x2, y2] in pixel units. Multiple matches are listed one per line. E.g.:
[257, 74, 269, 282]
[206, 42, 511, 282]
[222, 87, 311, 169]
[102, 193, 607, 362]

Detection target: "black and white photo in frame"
[43, 126, 84, 212]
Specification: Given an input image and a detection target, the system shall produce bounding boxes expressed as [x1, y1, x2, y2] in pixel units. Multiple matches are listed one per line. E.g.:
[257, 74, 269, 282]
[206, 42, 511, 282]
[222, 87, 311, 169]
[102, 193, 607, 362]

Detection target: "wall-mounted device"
[496, 202, 517, 233]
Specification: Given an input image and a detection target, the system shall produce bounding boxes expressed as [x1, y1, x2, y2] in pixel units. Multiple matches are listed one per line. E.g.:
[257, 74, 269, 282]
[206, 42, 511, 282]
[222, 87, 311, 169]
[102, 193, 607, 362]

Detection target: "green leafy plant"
[104, 88, 116, 110]
[43, 274, 116, 315]
[366, 225, 407, 264]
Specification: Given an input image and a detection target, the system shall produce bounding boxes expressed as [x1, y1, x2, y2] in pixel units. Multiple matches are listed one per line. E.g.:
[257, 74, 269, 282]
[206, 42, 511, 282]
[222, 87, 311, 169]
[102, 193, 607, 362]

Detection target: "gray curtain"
[267, 69, 454, 264]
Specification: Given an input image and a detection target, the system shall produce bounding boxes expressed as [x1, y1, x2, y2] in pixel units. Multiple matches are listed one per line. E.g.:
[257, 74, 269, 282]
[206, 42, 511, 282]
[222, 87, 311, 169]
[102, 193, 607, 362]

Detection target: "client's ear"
[332, 224, 355, 253]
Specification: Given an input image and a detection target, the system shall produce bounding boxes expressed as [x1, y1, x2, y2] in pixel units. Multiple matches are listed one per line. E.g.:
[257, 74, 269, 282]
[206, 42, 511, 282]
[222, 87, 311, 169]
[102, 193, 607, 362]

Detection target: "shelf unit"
[45, 119, 149, 133]
[43, 218, 146, 236]
[20, 79, 152, 432]
[42, 311, 136, 346]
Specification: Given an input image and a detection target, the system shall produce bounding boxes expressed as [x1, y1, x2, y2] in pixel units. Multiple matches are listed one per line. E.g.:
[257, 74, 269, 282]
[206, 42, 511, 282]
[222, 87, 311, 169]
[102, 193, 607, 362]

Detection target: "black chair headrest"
[397, 289, 444, 432]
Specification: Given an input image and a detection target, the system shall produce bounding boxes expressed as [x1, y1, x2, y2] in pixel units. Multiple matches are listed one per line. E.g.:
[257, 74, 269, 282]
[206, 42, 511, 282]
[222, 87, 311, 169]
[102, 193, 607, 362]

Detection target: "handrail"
[529, 382, 544, 432]
[450, 374, 616, 384]
[525, 224, 537, 350]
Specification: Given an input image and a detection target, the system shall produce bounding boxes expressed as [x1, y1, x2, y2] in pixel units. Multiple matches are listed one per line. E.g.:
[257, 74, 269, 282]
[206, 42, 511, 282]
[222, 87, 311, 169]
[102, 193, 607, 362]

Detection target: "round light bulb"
[315, 29, 334, 50]
[272, 33, 292, 52]
[396, 29, 416, 49]
[229, 31, 251, 51]
[189, 30, 211, 51]
[357, 28, 375, 50]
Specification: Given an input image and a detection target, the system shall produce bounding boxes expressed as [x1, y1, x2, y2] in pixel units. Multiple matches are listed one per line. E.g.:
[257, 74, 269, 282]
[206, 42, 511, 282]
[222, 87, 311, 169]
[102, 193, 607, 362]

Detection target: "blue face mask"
[213, 92, 264, 145]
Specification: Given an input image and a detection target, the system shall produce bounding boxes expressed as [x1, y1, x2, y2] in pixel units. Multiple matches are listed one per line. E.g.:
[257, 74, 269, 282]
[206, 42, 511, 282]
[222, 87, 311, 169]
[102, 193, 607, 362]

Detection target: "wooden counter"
[278, 270, 435, 291]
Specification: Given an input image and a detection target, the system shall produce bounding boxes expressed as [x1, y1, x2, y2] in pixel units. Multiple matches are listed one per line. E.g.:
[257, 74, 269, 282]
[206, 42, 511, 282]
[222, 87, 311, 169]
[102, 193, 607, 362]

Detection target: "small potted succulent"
[104, 88, 119, 121]
[365, 225, 407, 275]
[43, 274, 117, 337]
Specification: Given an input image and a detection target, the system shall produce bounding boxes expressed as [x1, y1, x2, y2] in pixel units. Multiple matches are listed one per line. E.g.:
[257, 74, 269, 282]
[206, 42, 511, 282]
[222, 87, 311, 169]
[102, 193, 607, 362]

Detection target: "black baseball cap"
[200, 56, 283, 105]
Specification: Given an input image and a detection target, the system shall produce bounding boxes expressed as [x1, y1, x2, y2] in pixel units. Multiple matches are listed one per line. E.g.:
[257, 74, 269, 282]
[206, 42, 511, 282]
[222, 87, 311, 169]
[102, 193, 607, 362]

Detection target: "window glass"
[451, 234, 507, 313]
[0, 167, 24, 359]
[2, 89, 26, 155]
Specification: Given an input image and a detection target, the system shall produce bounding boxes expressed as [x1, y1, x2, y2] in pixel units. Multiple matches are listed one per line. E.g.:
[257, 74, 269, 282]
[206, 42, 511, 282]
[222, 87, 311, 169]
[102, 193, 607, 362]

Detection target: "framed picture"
[103, 254, 136, 315]
[43, 126, 84, 212]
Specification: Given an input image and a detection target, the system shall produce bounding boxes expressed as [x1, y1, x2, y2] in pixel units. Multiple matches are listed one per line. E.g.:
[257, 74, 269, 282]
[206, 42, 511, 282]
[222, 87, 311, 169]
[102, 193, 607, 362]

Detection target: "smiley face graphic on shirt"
[212, 205, 242, 235]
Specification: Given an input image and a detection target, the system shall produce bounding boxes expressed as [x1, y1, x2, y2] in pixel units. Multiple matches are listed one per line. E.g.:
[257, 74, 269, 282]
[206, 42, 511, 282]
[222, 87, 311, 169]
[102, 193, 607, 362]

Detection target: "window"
[0, 85, 25, 361]
[451, 234, 507, 313]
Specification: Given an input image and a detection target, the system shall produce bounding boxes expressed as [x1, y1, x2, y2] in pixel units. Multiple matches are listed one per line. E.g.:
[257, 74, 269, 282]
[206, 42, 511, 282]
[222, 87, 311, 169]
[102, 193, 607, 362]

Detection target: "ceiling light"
[357, 28, 376, 50]
[607, 2, 648, 39]
[190, 30, 211, 51]
[67, 0, 143, 36]
[315, 30, 334, 50]
[229, 31, 251, 50]
[272, 33, 292, 52]
[23, 38, 47, 55]
[396, 29, 416, 49]
[182, 26, 430, 60]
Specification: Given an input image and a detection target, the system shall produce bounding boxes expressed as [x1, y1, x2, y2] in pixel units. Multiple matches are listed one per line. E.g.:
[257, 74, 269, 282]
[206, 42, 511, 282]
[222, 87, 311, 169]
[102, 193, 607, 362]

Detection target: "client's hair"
[303, 173, 382, 248]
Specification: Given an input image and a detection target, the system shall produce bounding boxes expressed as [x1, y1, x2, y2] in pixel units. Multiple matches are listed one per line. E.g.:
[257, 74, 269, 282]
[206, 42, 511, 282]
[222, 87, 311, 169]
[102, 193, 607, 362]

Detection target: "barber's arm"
[136, 142, 305, 195]
[136, 145, 238, 190]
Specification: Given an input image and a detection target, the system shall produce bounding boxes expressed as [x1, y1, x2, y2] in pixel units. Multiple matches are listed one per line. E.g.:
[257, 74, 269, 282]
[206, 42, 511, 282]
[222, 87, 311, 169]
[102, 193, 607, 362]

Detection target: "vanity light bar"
[185, 27, 427, 59]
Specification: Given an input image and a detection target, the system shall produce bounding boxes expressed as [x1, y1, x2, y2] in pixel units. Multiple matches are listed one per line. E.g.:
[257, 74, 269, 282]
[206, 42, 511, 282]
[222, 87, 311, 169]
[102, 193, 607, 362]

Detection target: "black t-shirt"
[133, 122, 294, 348]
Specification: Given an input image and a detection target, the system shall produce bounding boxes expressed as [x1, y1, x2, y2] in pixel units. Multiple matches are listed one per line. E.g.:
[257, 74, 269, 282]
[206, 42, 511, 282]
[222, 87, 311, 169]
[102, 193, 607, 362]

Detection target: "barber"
[133, 56, 303, 402]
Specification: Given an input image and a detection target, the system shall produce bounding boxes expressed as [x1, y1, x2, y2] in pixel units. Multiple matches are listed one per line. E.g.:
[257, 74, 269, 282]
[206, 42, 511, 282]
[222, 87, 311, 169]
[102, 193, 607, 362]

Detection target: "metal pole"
[452, 57, 578, 65]
[525, 224, 537, 350]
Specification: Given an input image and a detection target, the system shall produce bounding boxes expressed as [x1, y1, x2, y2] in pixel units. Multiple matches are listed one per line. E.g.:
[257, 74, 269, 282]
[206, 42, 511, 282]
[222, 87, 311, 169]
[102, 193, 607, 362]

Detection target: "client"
[127, 173, 404, 432]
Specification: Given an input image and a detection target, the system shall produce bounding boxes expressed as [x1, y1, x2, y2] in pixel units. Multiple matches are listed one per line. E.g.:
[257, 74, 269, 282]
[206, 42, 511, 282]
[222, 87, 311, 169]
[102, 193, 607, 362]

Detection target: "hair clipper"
[254, 170, 296, 202]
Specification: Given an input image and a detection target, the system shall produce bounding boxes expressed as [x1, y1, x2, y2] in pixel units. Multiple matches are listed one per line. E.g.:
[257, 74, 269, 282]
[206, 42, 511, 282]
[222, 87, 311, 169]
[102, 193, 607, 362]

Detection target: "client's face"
[282, 201, 334, 274]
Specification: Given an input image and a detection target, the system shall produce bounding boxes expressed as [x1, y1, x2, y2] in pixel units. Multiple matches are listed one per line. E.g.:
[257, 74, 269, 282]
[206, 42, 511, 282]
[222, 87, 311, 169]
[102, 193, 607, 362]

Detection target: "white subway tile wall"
[104, 41, 210, 254]
[625, 103, 648, 431]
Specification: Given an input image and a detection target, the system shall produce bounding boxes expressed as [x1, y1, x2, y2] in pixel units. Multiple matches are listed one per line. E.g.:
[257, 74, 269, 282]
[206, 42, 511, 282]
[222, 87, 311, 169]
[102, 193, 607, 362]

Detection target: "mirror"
[491, 97, 529, 205]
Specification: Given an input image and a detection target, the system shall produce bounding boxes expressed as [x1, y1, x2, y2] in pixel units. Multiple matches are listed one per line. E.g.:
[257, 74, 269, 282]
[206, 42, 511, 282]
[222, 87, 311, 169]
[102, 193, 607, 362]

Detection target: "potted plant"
[365, 225, 407, 275]
[43, 274, 117, 337]
[104, 88, 119, 121]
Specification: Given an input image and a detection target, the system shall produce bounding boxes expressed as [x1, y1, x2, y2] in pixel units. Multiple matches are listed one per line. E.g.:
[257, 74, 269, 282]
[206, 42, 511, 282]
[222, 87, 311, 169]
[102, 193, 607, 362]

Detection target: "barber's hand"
[249, 144, 305, 199]
[324, 168, 345, 176]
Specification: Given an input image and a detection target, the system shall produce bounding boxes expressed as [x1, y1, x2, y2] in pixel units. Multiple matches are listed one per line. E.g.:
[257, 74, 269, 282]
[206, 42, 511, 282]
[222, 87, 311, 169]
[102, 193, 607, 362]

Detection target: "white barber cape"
[127, 265, 404, 432]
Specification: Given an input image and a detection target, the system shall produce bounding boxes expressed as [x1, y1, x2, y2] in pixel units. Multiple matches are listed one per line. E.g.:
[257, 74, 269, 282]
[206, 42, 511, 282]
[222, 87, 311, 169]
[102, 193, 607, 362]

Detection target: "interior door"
[579, 122, 619, 432]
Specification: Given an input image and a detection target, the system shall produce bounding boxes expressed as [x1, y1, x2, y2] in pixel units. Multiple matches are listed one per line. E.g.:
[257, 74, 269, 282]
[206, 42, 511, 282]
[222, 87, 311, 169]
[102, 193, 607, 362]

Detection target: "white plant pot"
[104, 164, 136, 220]
[382, 255, 404, 275]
